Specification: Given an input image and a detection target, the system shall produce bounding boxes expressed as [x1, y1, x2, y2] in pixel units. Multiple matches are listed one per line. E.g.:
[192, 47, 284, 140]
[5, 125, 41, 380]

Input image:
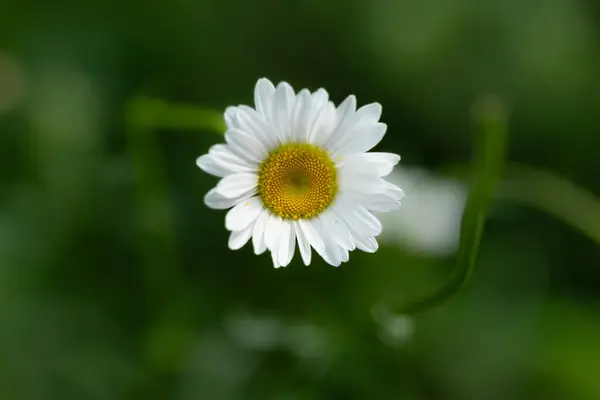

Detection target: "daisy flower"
[196, 78, 404, 268]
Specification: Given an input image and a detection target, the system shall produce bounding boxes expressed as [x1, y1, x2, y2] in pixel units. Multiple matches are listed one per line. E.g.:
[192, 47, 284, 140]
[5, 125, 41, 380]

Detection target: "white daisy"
[196, 78, 404, 268]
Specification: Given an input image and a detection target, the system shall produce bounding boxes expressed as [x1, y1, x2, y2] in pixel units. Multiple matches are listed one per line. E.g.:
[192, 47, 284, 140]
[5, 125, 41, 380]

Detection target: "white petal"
[340, 247, 350, 263]
[303, 89, 329, 144]
[252, 209, 270, 255]
[360, 180, 405, 202]
[209, 144, 257, 172]
[356, 102, 382, 123]
[355, 236, 378, 253]
[294, 221, 311, 266]
[216, 173, 258, 198]
[327, 102, 380, 148]
[224, 106, 246, 131]
[319, 210, 355, 251]
[272, 82, 296, 143]
[332, 196, 381, 237]
[309, 101, 337, 146]
[224, 106, 244, 130]
[277, 221, 296, 267]
[336, 152, 400, 177]
[342, 176, 405, 214]
[254, 78, 276, 122]
[337, 156, 381, 179]
[204, 187, 257, 210]
[340, 174, 403, 200]
[363, 153, 400, 176]
[337, 94, 357, 119]
[335, 195, 382, 236]
[264, 214, 284, 251]
[224, 106, 236, 128]
[339, 173, 382, 195]
[228, 222, 254, 250]
[292, 89, 311, 143]
[353, 206, 382, 236]
[236, 105, 278, 150]
[225, 128, 268, 164]
[350, 192, 402, 212]
[225, 196, 263, 231]
[312, 218, 343, 267]
[324, 95, 357, 148]
[333, 123, 387, 156]
[271, 247, 281, 268]
[310, 89, 329, 113]
[196, 154, 229, 178]
[298, 219, 325, 256]
[324, 242, 344, 267]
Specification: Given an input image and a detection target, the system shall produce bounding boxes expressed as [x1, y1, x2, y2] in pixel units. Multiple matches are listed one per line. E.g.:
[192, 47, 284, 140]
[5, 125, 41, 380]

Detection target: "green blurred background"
[2, 0, 600, 399]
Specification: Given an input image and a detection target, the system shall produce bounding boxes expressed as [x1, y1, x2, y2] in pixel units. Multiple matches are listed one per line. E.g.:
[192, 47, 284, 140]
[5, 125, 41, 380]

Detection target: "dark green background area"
[1, 0, 600, 399]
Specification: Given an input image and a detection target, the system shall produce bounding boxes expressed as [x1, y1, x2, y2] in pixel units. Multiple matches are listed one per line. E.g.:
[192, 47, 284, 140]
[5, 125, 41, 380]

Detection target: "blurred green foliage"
[1, 0, 600, 399]
[397, 96, 509, 314]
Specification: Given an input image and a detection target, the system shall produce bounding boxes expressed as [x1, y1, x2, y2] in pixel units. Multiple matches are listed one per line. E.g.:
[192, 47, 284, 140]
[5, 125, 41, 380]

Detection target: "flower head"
[197, 78, 404, 267]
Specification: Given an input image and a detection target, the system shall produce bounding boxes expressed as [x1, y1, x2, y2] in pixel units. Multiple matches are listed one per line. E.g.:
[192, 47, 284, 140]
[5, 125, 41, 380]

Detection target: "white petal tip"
[224, 106, 237, 116]
[196, 154, 208, 168]
[276, 81, 293, 90]
[257, 77, 274, 86]
[396, 188, 406, 200]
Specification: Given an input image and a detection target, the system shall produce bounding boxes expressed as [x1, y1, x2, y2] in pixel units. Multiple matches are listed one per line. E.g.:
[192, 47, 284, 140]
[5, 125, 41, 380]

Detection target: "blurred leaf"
[535, 299, 600, 399]
[123, 96, 225, 297]
[125, 99, 198, 375]
[397, 96, 509, 314]
[125, 104, 180, 299]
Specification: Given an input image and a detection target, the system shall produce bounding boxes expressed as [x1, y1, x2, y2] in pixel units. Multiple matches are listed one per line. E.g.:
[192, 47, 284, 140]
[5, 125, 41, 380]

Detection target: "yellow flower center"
[257, 143, 338, 220]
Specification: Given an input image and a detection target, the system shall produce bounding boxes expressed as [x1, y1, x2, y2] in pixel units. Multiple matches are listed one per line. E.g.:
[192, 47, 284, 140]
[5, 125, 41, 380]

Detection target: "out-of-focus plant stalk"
[498, 164, 600, 245]
[395, 96, 509, 315]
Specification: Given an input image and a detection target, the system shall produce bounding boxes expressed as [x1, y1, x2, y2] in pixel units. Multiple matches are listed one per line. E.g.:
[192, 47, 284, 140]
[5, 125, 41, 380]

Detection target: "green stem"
[397, 97, 509, 315]
[498, 164, 600, 245]
[438, 162, 600, 246]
